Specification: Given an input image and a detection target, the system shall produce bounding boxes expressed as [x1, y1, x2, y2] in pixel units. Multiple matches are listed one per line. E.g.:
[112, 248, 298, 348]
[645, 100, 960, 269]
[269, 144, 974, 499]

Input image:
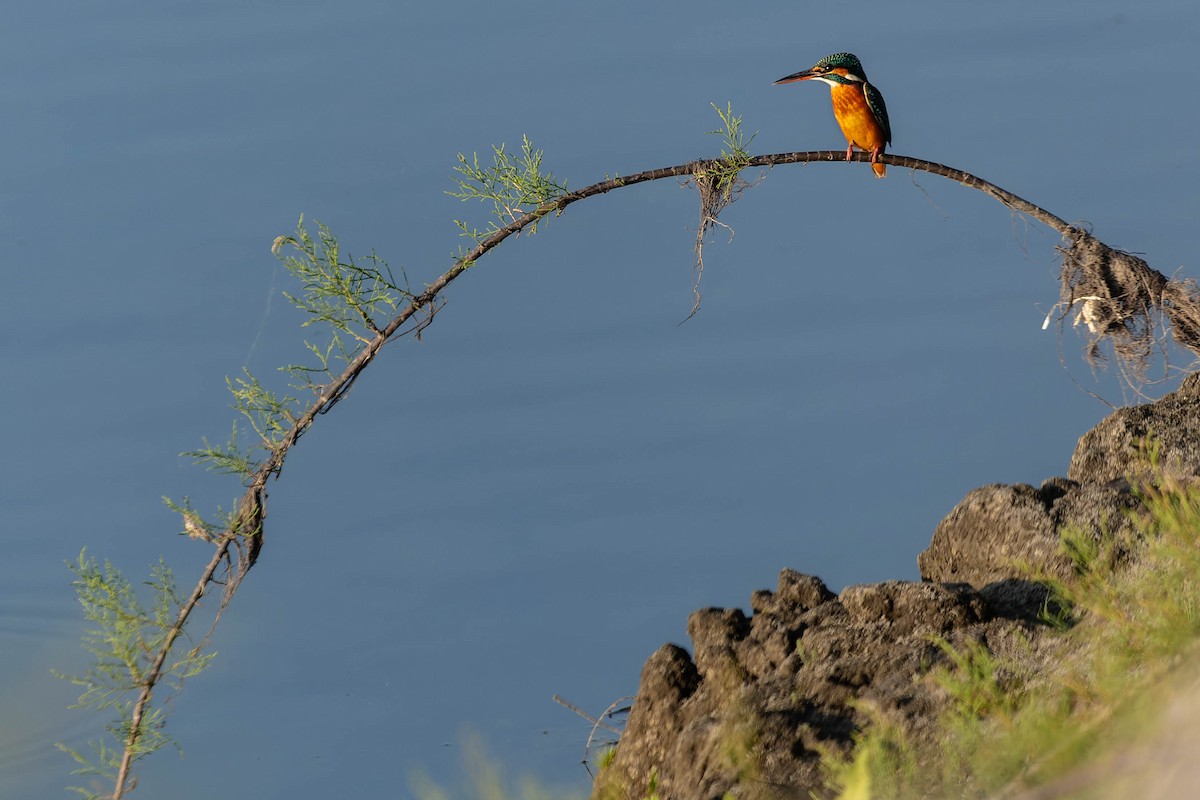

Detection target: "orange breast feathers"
[829, 83, 887, 156]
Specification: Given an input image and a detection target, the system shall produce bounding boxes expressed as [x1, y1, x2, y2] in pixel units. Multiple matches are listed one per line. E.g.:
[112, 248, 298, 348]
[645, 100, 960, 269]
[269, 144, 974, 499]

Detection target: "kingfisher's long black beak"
[774, 69, 816, 85]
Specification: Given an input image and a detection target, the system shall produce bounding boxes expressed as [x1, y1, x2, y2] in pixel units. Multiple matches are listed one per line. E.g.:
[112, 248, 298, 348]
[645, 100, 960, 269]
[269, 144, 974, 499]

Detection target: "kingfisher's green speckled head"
[774, 52, 868, 87]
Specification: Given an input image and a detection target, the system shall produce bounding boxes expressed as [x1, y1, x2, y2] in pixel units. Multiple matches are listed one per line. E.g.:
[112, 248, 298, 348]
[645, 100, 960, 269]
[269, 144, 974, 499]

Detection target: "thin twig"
[552, 694, 623, 735]
[582, 695, 636, 778]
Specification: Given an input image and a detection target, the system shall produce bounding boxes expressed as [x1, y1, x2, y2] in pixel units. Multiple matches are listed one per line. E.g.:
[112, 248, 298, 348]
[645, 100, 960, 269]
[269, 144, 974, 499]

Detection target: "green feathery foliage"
[55, 550, 214, 799]
[60, 213, 423, 798]
[448, 134, 567, 247]
[274, 216, 411, 344]
[704, 101, 756, 203]
[180, 216, 413, 485]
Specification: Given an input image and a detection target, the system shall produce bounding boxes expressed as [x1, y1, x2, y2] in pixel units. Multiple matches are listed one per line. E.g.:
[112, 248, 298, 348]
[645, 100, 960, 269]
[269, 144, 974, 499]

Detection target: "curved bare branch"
[109, 148, 1190, 797]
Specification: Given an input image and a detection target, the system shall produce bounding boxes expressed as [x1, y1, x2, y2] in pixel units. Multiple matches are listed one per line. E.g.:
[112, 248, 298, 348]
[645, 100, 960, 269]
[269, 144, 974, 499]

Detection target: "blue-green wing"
[864, 82, 891, 145]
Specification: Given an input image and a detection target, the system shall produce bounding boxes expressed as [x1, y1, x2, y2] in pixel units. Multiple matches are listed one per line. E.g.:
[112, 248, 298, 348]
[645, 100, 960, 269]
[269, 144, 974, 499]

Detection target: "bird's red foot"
[844, 144, 854, 162]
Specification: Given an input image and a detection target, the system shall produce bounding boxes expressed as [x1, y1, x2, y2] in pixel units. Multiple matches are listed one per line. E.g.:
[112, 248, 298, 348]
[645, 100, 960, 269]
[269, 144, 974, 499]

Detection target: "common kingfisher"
[775, 52, 892, 178]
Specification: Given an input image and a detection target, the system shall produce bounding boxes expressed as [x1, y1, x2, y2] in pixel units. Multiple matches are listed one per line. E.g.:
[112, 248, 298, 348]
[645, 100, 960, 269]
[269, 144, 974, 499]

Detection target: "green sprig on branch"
[449, 134, 568, 245]
[54, 550, 213, 799]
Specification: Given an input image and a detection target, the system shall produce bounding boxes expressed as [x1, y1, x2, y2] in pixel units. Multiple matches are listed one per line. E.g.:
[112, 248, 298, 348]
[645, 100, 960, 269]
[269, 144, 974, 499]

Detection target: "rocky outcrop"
[1068, 374, 1200, 484]
[594, 572, 1049, 800]
[917, 479, 1141, 590]
[593, 373, 1200, 800]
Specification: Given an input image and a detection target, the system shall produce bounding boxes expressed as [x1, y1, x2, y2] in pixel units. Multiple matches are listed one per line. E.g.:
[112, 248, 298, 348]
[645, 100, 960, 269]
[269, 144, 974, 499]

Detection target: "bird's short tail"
[872, 161, 886, 178]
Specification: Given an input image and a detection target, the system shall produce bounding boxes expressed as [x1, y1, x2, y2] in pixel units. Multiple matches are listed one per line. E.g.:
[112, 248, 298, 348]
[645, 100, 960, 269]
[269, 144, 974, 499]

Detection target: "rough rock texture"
[595, 572, 1045, 800]
[593, 375, 1200, 800]
[916, 479, 1142, 588]
[1068, 372, 1200, 484]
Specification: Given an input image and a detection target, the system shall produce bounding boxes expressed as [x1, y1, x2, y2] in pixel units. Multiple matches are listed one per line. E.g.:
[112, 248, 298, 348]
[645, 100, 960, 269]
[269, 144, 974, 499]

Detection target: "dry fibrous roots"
[685, 166, 754, 319]
[1057, 229, 1200, 378]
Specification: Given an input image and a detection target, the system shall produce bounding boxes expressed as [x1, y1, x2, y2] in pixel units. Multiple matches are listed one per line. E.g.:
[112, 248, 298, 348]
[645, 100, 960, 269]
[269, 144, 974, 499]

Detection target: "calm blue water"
[4, 2, 1199, 797]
